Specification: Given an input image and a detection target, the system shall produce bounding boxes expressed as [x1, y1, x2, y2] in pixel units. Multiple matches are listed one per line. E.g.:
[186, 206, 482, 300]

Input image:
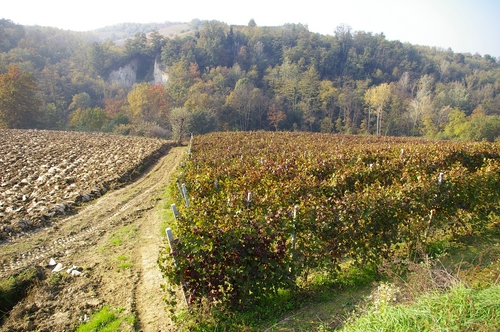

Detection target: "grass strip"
[342, 284, 500, 331]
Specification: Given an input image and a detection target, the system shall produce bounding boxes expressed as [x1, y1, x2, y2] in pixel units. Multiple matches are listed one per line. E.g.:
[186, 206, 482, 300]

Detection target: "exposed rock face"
[108, 59, 138, 87]
[108, 57, 168, 87]
[153, 57, 169, 84]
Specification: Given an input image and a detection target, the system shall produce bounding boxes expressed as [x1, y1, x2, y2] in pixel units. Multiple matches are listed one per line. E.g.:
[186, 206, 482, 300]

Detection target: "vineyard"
[160, 131, 500, 309]
[0, 129, 172, 239]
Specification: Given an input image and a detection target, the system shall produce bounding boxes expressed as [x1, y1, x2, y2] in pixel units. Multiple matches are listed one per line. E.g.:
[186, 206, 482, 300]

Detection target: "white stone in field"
[52, 263, 64, 273]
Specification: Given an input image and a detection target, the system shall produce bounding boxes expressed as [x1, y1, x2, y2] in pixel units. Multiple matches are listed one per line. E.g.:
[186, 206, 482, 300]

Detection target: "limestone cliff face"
[108, 57, 168, 87]
[153, 57, 169, 84]
[108, 59, 138, 87]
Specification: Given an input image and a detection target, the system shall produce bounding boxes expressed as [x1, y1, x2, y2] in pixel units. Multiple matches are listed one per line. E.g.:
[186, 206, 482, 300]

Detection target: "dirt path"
[0, 146, 187, 331]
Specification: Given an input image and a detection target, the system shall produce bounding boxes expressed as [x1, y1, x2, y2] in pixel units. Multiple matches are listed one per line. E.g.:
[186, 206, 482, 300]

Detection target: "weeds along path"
[0, 146, 187, 332]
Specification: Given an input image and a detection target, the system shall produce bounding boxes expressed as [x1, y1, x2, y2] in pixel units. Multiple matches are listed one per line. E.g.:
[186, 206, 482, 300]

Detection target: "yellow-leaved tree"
[364, 83, 391, 136]
[127, 82, 168, 126]
[0, 65, 40, 128]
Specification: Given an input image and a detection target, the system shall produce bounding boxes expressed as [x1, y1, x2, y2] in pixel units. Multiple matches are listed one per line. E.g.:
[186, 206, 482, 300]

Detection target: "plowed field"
[0, 130, 185, 331]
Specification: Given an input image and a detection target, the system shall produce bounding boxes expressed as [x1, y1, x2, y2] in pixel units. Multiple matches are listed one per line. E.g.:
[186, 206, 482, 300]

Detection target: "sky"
[3, 0, 500, 57]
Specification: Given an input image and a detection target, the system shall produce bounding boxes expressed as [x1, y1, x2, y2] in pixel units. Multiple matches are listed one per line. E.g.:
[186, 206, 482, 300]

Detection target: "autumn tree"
[267, 104, 287, 131]
[127, 82, 168, 126]
[364, 83, 391, 135]
[0, 65, 40, 128]
[444, 108, 468, 139]
[104, 98, 125, 118]
[319, 80, 339, 120]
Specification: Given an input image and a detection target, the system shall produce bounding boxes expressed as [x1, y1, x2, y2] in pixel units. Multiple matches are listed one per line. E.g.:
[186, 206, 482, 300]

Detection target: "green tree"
[188, 109, 217, 134]
[165, 59, 197, 106]
[88, 42, 106, 76]
[68, 107, 107, 131]
[40, 103, 64, 129]
[196, 20, 232, 68]
[148, 30, 166, 55]
[0, 19, 25, 53]
[69, 92, 92, 111]
[0, 65, 40, 128]
[447, 85, 471, 113]
[125, 32, 148, 56]
[320, 117, 334, 133]
[298, 66, 321, 130]
[265, 58, 300, 114]
[464, 110, 500, 142]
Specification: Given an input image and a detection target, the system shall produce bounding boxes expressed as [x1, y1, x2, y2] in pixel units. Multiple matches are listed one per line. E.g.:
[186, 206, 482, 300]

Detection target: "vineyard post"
[165, 227, 189, 307]
[247, 192, 252, 208]
[182, 184, 189, 208]
[291, 205, 298, 258]
[177, 181, 183, 200]
[171, 203, 180, 220]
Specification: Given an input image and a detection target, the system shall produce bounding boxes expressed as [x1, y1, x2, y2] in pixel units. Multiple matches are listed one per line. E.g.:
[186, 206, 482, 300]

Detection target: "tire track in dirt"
[132, 146, 187, 331]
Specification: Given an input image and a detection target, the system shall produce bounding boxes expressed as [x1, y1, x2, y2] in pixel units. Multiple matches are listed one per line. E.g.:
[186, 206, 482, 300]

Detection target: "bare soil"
[0, 146, 187, 331]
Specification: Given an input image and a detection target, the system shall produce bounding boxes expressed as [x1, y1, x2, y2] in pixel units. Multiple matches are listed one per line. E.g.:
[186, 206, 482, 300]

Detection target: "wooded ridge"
[1, 18, 499, 141]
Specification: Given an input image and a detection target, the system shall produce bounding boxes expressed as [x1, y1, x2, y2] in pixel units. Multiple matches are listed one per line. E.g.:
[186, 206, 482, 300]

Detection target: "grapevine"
[159, 132, 500, 309]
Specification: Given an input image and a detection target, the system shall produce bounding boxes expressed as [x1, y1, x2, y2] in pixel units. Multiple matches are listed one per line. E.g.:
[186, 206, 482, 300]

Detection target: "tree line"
[1, 18, 499, 141]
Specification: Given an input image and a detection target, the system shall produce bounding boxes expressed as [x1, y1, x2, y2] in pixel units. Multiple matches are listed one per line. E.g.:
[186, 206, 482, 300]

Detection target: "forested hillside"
[1, 18, 499, 140]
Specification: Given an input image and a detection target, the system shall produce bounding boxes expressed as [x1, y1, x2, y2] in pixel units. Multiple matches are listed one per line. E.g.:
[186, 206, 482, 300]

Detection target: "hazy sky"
[3, 0, 500, 57]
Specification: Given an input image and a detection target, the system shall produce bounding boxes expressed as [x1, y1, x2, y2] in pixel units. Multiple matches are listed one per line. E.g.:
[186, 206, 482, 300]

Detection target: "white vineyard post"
[181, 183, 189, 208]
[171, 203, 180, 220]
[247, 192, 252, 208]
[165, 227, 189, 307]
[177, 181, 183, 199]
[291, 205, 298, 258]
[438, 172, 444, 185]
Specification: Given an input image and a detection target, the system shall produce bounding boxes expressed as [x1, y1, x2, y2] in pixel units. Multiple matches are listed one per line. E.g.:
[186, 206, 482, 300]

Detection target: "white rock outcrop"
[108, 59, 138, 87]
